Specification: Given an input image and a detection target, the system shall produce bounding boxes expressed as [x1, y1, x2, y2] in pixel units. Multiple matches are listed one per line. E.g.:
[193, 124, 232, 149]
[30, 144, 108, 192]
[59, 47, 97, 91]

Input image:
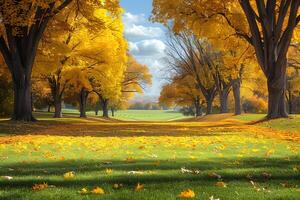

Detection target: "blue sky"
[121, 0, 168, 102]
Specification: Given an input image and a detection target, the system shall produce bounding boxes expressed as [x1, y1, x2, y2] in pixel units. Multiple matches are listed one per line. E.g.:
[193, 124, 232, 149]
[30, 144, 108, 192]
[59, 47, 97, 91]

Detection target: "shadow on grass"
[1, 157, 299, 188]
[0, 120, 243, 137]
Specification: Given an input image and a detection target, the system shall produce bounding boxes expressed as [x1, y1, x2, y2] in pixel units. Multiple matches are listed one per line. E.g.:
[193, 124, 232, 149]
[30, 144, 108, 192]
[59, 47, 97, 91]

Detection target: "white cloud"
[125, 24, 164, 39]
[123, 12, 145, 26]
[122, 12, 168, 99]
[123, 12, 164, 40]
[129, 39, 166, 57]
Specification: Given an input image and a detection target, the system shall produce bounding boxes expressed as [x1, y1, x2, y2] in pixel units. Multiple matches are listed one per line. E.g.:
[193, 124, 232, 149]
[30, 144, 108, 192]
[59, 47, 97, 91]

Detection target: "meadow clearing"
[0, 112, 300, 200]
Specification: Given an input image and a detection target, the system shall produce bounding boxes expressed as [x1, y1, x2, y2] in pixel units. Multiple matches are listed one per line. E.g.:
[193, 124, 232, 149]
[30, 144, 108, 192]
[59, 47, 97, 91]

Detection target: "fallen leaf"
[91, 187, 105, 194]
[135, 183, 144, 191]
[64, 171, 75, 179]
[79, 188, 89, 194]
[32, 183, 48, 191]
[216, 181, 227, 188]
[178, 189, 195, 198]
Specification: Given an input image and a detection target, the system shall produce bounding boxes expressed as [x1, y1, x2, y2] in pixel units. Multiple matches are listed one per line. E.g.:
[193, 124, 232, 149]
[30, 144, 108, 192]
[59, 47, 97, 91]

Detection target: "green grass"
[111, 110, 189, 121]
[0, 113, 300, 199]
[234, 114, 266, 122]
[37, 109, 189, 121]
[234, 114, 300, 132]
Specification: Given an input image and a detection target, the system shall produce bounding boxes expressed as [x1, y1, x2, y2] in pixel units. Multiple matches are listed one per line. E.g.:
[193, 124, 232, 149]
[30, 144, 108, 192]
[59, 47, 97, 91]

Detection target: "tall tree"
[152, 0, 300, 119]
[0, 0, 122, 121]
[165, 31, 217, 115]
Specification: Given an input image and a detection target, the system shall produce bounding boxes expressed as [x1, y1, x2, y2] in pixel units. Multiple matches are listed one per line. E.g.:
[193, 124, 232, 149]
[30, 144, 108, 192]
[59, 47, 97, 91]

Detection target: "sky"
[120, 0, 168, 102]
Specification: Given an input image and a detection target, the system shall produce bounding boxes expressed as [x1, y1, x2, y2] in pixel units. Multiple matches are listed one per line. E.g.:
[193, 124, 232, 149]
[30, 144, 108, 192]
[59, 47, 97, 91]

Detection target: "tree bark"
[267, 73, 288, 119]
[47, 104, 51, 112]
[232, 79, 242, 115]
[238, 0, 299, 119]
[12, 77, 35, 121]
[0, 2, 73, 122]
[194, 97, 202, 117]
[206, 98, 213, 115]
[79, 88, 89, 118]
[100, 97, 109, 118]
[111, 108, 115, 117]
[219, 91, 229, 113]
[54, 99, 62, 118]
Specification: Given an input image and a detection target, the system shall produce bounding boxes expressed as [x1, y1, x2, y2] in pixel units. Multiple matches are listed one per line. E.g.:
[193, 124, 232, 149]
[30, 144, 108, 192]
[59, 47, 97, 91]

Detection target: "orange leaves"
[79, 187, 105, 195]
[178, 189, 196, 198]
[91, 187, 105, 194]
[135, 183, 145, 191]
[32, 183, 48, 191]
[216, 181, 227, 188]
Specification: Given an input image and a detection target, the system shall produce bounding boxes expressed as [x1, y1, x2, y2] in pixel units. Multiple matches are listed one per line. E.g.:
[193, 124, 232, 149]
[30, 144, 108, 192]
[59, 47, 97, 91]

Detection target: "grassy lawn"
[0, 113, 299, 199]
[41, 109, 190, 121]
[111, 110, 189, 121]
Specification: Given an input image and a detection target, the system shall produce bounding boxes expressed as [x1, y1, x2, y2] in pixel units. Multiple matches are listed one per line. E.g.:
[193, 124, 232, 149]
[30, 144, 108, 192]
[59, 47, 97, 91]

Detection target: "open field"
[42, 109, 190, 121]
[0, 113, 300, 200]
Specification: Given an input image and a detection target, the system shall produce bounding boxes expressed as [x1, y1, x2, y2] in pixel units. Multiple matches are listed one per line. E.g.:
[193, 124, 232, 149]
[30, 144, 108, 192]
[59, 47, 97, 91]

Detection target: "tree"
[86, 11, 128, 118]
[0, 0, 122, 121]
[159, 75, 203, 117]
[152, 0, 300, 119]
[108, 55, 152, 116]
[165, 31, 217, 115]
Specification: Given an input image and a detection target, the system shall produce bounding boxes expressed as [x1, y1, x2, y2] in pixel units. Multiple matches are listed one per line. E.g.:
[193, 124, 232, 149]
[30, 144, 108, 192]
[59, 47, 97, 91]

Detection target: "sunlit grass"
[0, 113, 300, 199]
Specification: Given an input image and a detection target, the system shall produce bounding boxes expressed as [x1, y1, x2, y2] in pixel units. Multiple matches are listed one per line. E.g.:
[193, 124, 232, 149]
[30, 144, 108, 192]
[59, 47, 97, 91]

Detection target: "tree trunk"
[100, 98, 109, 118]
[111, 108, 115, 117]
[267, 73, 288, 119]
[219, 91, 229, 113]
[232, 79, 242, 115]
[12, 77, 35, 121]
[206, 98, 213, 115]
[54, 100, 62, 118]
[79, 88, 89, 118]
[47, 104, 51, 112]
[194, 97, 202, 117]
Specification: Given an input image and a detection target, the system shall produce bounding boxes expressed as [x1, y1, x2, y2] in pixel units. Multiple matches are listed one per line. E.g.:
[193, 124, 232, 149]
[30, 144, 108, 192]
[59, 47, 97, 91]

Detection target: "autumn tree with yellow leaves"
[0, 0, 122, 121]
[152, 0, 300, 119]
[160, 75, 203, 116]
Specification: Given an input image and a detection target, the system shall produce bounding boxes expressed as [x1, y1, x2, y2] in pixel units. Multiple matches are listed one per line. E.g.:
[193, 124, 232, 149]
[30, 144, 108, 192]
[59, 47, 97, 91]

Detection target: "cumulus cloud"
[125, 24, 164, 39]
[123, 12, 167, 99]
[129, 39, 166, 57]
[123, 12, 145, 26]
[123, 12, 164, 40]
